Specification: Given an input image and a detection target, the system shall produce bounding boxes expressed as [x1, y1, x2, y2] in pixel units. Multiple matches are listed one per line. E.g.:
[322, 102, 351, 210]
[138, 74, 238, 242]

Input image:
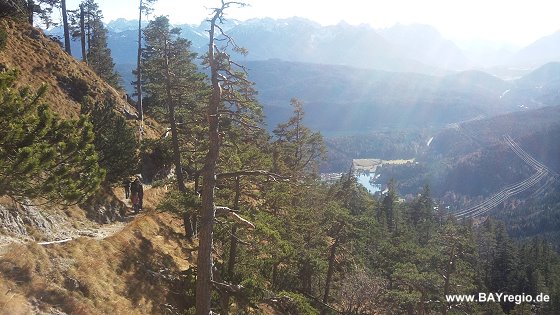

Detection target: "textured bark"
[320, 224, 343, 315]
[195, 8, 221, 315]
[61, 0, 71, 54]
[226, 176, 241, 277]
[79, 4, 87, 63]
[26, 0, 34, 24]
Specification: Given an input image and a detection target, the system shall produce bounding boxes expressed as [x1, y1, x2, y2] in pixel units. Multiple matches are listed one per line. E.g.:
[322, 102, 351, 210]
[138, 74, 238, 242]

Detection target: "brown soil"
[0, 18, 162, 139]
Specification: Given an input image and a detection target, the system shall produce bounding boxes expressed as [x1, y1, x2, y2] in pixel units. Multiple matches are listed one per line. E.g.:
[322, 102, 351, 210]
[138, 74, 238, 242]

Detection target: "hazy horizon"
[58, 0, 560, 47]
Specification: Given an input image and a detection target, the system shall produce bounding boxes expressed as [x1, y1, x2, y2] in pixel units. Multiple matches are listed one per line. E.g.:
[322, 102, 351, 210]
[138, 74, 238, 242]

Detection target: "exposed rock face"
[82, 188, 127, 224]
[83, 201, 126, 224]
[0, 202, 72, 241]
[0, 204, 28, 237]
[0, 187, 128, 246]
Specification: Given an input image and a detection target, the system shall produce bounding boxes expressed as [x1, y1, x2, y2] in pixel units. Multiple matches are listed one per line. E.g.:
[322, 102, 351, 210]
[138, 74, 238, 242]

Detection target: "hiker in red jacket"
[130, 176, 144, 213]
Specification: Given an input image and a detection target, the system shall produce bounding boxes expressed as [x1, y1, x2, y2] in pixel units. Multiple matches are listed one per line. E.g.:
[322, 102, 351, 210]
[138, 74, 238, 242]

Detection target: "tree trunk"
[194, 172, 200, 194]
[164, 44, 194, 240]
[301, 260, 312, 294]
[272, 263, 278, 288]
[442, 241, 456, 315]
[417, 291, 426, 315]
[85, 7, 91, 53]
[196, 11, 221, 315]
[136, 0, 143, 125]
[61, 0, 71, 54]
[227, 224, 238, 276]
[321, 236, 340, 315]
[26, 0, 34, 24]
[79, 4, 87, 64]
[222, 177, 241, 315]
[226, 176, 241, 277]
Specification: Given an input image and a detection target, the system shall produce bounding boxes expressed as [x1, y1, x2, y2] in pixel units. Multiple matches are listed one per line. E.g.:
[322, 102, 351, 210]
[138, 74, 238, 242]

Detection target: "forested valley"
[0, 1, 560, 314]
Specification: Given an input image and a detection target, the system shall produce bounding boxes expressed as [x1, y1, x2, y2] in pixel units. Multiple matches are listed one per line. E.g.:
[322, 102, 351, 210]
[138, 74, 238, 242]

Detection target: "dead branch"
[37, 238, 73, 245]
[215, 206, 255, 229]
[225, 228, 251, 245]
[227, 212, 255, 229]
[215, 206, 239, 216]
[211, 280, 244, 293]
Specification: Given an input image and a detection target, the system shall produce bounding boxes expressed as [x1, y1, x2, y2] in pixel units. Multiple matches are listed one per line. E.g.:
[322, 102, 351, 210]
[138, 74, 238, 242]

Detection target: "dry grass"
[0, 16, 232, 314]
[0, 178, 196, 314]
[0, 210, 196, 314]
[0, 18, 162, 139]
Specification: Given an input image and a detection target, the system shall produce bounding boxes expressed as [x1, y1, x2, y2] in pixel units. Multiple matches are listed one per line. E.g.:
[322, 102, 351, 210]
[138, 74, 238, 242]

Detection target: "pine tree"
[0, 69, 105, 204]
[433, 221, 477, 314]
[380, 179, 398, 232]
[22, 0, 58, 26]
[197, 2, 259, 313]
[134, 0, 157, 123]
[489, 223, 522, 312]
[141, 15, 208, 238]
[407, 185, 436, 245]
[81, 0, 120, 88]
[81, 96, 139, 184]
[272, 98, 326, 180]
[59, 0, 70, 54]
[68, 1, 90, 63]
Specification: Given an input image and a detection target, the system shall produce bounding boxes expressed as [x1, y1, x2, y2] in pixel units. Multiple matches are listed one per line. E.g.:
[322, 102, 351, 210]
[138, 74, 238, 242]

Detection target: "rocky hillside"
[0, 17, 199, 314]
[1, 19, 119, 118]
[0, 18, 161, 137]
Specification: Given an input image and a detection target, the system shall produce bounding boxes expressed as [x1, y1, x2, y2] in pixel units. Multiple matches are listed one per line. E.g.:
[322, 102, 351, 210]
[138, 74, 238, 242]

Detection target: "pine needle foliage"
[0, 26, 7, 51]
[81, 95, 139, 184]
[0, 69, 105, 204]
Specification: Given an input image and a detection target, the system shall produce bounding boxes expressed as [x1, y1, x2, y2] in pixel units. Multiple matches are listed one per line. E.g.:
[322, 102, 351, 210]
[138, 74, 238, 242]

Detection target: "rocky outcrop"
[0, 204, 28, 237]
[0, 202, 70, 241]
[81, 188, 127, 224]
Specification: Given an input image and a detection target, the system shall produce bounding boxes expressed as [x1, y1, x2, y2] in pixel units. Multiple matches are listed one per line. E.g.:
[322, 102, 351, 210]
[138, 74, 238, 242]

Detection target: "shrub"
[276, 291, 318, 315]
[0, 70, 105, 204]
[57, 74, 90, 102]
[140, 138, 174, 182]
[81, 96, 139, 184]
[0, 27, 7, 51]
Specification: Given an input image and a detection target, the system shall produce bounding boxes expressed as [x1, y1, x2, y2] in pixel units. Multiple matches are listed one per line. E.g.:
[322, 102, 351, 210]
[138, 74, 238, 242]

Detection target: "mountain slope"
[0, 18, 163, 138]
[501, 62, 560, 109]
[379, 23, 472, 70]
[509, 30, 560, 67]
[429, 105, 560, 160]
[246, 59, 560, 133]
[1, 19, 118, 117]
[0, 18, 191, 314]
[228, 18, 433, 73]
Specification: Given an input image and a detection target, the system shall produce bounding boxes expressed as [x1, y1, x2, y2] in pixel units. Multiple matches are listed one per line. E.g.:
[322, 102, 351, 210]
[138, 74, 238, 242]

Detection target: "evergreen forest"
[0, 1, 559, 314]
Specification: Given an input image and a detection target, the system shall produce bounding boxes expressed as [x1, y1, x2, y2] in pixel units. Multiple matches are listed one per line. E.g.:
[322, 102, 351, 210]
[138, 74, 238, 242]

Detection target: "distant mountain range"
[247, 60, 560, 133]
[508, 30, 560, 68]
[378, 23, 472, 70]
[46, 17, 560, 133]
[50, 17, 560, 75]
[44, 17, 560, 235]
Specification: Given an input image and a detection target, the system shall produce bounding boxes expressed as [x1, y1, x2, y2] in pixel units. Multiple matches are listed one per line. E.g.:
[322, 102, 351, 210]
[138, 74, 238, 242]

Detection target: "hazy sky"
[63, 0, 560, 46]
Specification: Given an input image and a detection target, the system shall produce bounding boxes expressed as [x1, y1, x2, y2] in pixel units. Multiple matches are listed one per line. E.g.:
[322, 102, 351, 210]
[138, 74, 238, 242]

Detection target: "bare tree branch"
[215, 206, 255, 229]
[211, 280, 244, 293]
